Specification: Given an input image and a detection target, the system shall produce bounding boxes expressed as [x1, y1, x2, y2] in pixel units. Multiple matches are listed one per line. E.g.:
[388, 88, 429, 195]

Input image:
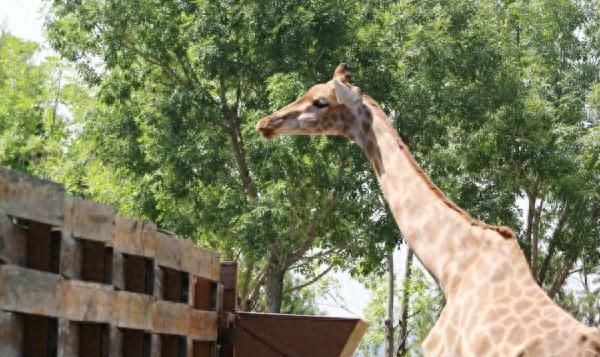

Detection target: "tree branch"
[286, 190, 339, 267]
[238, 259, 255, 311]
[242, 263, 269, 310]
[548, 258, 576, 299]
[287, 265, 335, 293]
[121, 41, 185, 84]
[289, 247, 342, 269]
[219, 77, 257, 199]
[286, 150, 348, 268]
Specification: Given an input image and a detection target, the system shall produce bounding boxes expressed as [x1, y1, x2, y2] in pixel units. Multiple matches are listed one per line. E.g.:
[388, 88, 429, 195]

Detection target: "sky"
[0, 0, 46, 43]
[0, 0, 386, 319]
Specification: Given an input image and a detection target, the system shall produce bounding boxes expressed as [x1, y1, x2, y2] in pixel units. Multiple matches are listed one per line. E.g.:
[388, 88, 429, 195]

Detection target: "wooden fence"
[0, 167, 220, 357]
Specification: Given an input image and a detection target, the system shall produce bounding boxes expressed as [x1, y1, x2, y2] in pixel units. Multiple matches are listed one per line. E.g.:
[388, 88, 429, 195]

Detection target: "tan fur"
[256, 64, 600, 357]
[362, 97, 515, 240]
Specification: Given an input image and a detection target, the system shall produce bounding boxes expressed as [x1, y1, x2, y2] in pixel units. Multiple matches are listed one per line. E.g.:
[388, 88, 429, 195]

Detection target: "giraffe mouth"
[259, 128, 276, 140]
[256, 117, 280, 139]
[256, 112, 300, 139]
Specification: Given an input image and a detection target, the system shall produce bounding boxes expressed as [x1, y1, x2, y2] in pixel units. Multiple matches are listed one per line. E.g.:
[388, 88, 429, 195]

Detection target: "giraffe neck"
[349, 100, 511, 293]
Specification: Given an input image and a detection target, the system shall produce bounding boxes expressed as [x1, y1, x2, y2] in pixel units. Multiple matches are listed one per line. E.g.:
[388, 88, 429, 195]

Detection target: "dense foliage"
[0, 0, 598, 354]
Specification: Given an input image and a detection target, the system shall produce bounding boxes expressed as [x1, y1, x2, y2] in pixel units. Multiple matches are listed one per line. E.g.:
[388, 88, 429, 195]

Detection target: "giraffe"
[256, 64, 600, 356]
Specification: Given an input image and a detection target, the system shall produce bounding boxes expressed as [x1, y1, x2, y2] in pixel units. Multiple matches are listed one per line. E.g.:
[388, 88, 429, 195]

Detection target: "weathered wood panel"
[0, 265, 217, 340]
[113, 217, 156, 257]
[0, 215, 26, 265]
[58, 279, 114, 323]
[155, 231, 220, 282]
[64, 196, 114, 242]
[0, 310, 22, 357]
[57, 319, 79, 357]
[0, 264, 60, 316]
[0, 167, 221, 356]
[60, 233, 81, 279]
[0, 167, 64, 226]
[219, 261, 237, 312]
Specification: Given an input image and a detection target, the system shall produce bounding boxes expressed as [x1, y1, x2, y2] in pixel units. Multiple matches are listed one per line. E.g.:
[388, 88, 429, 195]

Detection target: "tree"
[360, 247, 442, 357]
[0, 31, 69, 178]
[44, 0, 391, 313]
[396, 249, 414, 357]
[354, 0, 600, 305]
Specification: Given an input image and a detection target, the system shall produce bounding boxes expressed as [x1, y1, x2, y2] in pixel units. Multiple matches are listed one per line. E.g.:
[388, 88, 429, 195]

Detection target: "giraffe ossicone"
[334, 79, 361, 107]
[256, 63, 600, 356]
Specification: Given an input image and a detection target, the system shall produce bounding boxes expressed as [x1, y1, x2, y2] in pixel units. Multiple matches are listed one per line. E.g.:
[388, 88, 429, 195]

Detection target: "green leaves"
[9, 0, 592, 318]
[0, 33, 68, 176]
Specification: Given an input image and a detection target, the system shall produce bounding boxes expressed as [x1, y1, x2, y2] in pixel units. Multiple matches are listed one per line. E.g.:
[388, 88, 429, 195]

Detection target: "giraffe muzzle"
[256, 116, 279, 139]
[256, 111, 300, 139]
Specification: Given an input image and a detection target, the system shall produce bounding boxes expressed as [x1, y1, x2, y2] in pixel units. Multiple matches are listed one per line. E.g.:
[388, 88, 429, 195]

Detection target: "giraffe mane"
[362, 96, 516, 240]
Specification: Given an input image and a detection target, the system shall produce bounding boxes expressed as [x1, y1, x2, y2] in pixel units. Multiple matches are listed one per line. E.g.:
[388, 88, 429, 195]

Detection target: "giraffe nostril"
[256, 116, 277, 139]
[256, 117, 270, 131]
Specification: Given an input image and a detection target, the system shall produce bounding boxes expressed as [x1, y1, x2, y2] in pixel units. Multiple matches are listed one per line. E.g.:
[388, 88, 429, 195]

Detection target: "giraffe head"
[256, 63, 364, 140]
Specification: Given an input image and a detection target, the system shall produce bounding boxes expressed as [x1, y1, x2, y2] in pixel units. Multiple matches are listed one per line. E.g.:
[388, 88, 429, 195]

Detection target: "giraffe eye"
[313, 98, 329, 108]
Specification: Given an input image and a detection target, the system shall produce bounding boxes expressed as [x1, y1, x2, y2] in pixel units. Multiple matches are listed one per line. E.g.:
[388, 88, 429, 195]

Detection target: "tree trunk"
[385, 249, 394, 357]
[265, 266, 285, 313]
[50, 69, 63, 135]
[239, 261, 255, 311]
[538, 203, 569, 284]
[218, 80, 260, 312]
[548, 259, 575, 299]
[530, 196, 544, 274]
[396, 249, 414, 357]
[525, 190, 536, 264]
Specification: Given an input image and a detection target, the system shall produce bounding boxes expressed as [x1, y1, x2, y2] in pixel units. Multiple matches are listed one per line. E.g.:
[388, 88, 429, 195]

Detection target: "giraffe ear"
[334, 79, 361, 108]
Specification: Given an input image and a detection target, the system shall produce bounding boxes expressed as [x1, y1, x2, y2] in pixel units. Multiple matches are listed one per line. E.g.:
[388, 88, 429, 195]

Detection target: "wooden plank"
[59, 233, 81, 279]
[151, 301, 188, 335]
[57, 279, 114, 323]
[187, 309, 218, 341]
[153, 262, 164, 300]
[113, 217, 156, 257]
[0, 310, 23, 357]
[219, 262, 237, 312]
[0, 167, 65, 226]
[150, 333, 161, 357]
[112, 290, 153, 330]
[64, 196, 115, 242]
[0, 215, 26, 265]
[339, 319, 369, 357]
[112, 251, 126, 290]
[0, 265, 60, 316]
[108, 326, 123, 357]
[155, 231, 219, 281]
[180, 239, 220, 282]
[0, 265, 217, 339]
[216, 285, 224, 313]
[141, 300, 217, 340]
[154, 231, 182, 271]
[186, 338, 194, 357]
[57, 319, 79, 357]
